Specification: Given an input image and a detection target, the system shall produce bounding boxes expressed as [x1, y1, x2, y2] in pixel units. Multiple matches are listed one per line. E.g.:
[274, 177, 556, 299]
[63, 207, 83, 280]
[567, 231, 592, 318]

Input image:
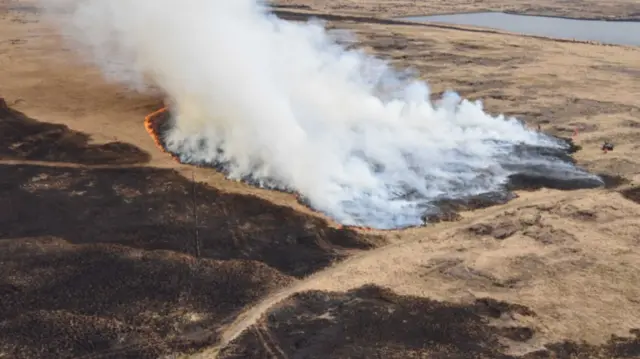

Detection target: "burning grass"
[143, 107, 604, 231]
[144, 106, 178, 161]
[143, 106, 380, 232]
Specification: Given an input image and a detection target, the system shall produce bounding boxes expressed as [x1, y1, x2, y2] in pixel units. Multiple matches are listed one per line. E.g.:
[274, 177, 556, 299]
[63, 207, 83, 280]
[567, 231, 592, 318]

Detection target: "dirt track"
[1, 0, 640, 358]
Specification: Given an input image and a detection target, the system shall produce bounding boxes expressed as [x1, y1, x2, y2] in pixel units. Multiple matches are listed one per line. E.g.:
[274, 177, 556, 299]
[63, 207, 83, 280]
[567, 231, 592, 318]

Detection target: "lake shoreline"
[273, 9, 638, 49]
[397, 11, 640, 47]
[396, 10, 640, 23]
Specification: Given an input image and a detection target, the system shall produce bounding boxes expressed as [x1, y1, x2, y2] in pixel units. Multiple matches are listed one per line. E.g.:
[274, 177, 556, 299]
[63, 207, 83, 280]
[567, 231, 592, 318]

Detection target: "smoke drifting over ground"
[40, 0, 603, 229]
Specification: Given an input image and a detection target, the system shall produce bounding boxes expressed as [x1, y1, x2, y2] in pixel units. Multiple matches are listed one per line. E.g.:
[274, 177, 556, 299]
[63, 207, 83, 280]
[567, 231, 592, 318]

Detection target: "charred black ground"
[218, 285, 640, 359]
[0, 104, 381, 358]
[0, 99, 150, 165]
[149, 109, 604, 227]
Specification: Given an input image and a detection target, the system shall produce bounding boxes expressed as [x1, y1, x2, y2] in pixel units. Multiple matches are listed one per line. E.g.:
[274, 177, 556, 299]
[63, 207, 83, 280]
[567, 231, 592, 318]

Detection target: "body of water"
[401, 12, 640, 46]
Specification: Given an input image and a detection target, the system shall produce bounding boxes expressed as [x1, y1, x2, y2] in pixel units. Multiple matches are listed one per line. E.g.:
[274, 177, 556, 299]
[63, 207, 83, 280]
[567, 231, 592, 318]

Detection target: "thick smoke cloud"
[39, 0, 603, 229]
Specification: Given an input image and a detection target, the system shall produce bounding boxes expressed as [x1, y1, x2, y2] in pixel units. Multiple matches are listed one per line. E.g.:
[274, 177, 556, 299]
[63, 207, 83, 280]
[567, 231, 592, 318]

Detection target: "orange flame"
[144, 107, 181, 162]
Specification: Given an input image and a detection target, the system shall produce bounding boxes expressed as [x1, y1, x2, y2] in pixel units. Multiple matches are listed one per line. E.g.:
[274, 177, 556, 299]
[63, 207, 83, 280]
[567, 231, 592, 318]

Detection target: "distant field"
[274, 0, 640, 20]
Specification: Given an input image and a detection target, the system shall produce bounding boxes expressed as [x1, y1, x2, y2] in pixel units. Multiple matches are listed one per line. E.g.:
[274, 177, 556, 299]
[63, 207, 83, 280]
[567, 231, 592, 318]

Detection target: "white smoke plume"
[38, 0, 603, 229]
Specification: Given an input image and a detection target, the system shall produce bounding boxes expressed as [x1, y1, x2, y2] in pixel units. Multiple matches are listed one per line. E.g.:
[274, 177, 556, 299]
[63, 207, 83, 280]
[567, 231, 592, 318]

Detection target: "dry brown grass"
[1, 0, 640, 358]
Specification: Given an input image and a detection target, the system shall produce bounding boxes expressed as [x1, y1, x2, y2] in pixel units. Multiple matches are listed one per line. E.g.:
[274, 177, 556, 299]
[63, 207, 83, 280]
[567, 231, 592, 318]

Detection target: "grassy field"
[1, 0, 640, 358]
